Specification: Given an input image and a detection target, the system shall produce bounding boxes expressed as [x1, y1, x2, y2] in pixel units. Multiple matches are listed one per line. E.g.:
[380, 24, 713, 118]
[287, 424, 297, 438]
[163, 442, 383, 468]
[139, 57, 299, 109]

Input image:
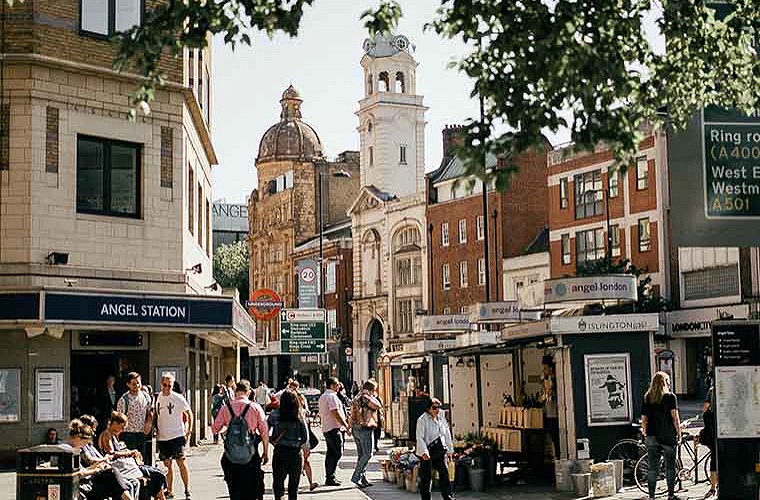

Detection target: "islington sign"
[280, 308, 327, 354]
[420, 314, 470, 333]
[544, 275, 637, 305]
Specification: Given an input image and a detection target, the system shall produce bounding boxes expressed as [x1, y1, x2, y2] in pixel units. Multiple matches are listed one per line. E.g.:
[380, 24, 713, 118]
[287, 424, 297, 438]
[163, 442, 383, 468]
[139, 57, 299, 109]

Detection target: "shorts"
[158, 436, 186, 461]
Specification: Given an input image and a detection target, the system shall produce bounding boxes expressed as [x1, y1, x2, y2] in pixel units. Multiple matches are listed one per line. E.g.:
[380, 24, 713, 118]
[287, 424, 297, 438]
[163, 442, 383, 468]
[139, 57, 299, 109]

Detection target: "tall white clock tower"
[357, 33, 427, 198]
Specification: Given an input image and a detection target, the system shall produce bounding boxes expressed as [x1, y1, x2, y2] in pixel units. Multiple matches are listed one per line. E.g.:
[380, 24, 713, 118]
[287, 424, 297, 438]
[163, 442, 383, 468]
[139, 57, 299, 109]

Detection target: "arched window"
[393, 226, 421, 252]
[367, 73, 373, 95]
[395, 72, 405, 93]
[393, 226, 422, 290]
[378, 72, 390, 92]
[363, 229, 380, 258]
[367, 121, 373, 134]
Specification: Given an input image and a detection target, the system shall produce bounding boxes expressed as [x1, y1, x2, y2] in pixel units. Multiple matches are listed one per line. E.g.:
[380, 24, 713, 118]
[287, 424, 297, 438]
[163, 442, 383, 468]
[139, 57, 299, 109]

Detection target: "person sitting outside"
[79, 415, 140, 500]
[44, 427, 61, 445]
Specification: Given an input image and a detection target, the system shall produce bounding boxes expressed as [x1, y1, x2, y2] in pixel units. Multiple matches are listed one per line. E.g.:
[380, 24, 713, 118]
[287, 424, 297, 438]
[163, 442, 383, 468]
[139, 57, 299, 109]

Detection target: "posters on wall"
[584, 354, 633, 427]
[36, 370, 64, 422]
[0, 369, 20, 422]
[715, 366, 760, 439]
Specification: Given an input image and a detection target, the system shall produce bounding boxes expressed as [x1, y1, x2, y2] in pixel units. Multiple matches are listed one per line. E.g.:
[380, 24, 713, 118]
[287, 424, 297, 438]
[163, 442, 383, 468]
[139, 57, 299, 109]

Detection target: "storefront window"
[0, 369, 21, 422]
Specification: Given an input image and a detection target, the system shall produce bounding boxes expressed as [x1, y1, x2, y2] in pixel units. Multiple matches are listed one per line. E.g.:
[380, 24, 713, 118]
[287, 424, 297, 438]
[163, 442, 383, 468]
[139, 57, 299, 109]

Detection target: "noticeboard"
[279, 308, 327, 354]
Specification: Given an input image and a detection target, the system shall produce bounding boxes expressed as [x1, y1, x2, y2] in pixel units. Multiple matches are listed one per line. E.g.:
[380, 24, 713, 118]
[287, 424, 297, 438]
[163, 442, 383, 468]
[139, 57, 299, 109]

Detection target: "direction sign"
[280, 308, 327, 354]
[246, 288, 284, 321]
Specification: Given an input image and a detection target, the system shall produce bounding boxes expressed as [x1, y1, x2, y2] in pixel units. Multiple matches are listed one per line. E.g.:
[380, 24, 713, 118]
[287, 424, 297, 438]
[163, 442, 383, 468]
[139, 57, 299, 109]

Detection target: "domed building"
[248, 86, 359, 386]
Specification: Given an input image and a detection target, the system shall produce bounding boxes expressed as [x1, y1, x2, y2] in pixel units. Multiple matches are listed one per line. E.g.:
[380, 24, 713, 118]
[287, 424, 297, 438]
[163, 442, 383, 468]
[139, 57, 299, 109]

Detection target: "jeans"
[646, 436, 677, 497]
[221, 453, 264, 500]
[351, 426, 374, 483]
[324, 429, 343, 482]
[273, 446, 303, 500]
[418, 453, 452, 500]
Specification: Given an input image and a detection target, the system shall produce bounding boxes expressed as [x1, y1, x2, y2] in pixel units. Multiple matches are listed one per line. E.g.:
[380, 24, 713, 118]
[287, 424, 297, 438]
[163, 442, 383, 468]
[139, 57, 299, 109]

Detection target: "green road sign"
[280, 308, 327, 354]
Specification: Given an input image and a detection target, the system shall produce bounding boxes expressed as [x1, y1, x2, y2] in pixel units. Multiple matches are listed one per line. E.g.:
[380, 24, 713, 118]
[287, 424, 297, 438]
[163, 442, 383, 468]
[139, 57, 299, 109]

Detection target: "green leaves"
[361, 1, 402, 35]
[213, 240, 250, 303]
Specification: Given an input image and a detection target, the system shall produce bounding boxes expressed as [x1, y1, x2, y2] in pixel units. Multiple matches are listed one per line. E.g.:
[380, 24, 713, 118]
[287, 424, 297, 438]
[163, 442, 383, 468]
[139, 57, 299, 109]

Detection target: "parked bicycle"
[608, 421, 647, 485]
[634, 415, 711, 497]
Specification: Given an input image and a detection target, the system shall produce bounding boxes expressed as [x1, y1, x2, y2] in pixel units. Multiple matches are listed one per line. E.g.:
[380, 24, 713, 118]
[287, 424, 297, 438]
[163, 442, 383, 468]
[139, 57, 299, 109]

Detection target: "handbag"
[111, 456, 144, 482]
[308, 428, 319, 450]
[427, 437, 446, 459]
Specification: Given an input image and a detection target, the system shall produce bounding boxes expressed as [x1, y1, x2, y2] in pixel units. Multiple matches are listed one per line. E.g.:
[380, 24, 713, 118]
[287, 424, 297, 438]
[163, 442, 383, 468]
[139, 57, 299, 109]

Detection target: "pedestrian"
[318, 377, 351, 487]
[44, 427, 61, 445]
[541, 355, 560, 459]
[98, 375, 118, 432]
[641, 371, 682, 500]
[271, 389, 309, 500]
[699, 386, 717, 499]
[288, 380, 318, 491]
[350, 379, 382, 488]
[415, 397, 453, 500]
[224, 374, 236, 401]
[210, 384, 225, 444]
[212, 379, 269, 500]
[115, 372, 153, 461]
[98, 411, 167, 500]
[155, 372, 194, 500]
[255, 380, 270, 408]
[80, 414, 141, 500]
[351, 381, 360, 398]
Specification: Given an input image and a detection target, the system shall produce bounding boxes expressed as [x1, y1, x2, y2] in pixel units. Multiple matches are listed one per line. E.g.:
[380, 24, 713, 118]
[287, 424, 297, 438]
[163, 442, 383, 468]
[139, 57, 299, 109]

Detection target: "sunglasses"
[161, 383, 172, 388]
[432, 406, 441, 410]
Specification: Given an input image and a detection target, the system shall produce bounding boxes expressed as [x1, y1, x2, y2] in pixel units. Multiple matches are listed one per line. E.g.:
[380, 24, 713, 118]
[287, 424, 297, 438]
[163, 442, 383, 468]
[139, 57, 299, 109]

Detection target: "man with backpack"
[212, 379, 269, 500]
[349, 379, 382, 488]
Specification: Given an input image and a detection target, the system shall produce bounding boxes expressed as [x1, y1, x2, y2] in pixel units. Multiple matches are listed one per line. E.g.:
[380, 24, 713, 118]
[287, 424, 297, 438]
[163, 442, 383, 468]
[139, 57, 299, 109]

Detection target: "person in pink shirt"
[212, 379, 269, 500]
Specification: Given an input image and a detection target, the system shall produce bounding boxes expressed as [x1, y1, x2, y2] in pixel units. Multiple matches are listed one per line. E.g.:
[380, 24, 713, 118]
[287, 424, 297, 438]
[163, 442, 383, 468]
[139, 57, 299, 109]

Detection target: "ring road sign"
[246, 288, 284, 321]
[280, 308, 327, 354]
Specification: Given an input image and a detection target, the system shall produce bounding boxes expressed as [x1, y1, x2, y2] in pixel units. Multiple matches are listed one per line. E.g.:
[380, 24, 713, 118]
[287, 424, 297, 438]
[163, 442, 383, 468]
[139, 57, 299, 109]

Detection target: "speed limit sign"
[300, 266, 317, 283]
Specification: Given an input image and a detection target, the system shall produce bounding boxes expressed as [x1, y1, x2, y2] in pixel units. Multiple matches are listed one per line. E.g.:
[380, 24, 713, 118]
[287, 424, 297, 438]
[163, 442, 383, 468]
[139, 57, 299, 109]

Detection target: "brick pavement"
[0, 428, 712, 500]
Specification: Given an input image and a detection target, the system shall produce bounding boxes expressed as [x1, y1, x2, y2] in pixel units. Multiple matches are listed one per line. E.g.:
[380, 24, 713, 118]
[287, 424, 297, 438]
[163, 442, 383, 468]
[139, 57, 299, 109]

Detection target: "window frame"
[610, 224, 621, 257]
[458, 219, 467, 244]
[325, 261, 337, 294]
[76, 134, 141, 219]
[575, 227, 606, 264]
[574, 169, 603, 220]
[477, 258, 486, 286]
[476, 215, 485, 240]
[459, 260, 469, 288]
[442, 263, 451, 290]
[399, 144, 407, 164]
[188, 166, 194, 234]
[561, 234, 571, 265]
[608, 169, 620, 198]
[638, 218, 651, 252]
[79, 0, 145, 39]
[441, 222, 449, 247]
[559, 177, 569, 209]
[636, 156, 649, 190]
[369, 146, 374, 166]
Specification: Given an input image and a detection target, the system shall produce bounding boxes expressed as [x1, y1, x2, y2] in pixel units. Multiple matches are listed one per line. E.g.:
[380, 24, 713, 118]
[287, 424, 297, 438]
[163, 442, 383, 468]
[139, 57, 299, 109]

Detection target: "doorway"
[368, 319, 383, 379]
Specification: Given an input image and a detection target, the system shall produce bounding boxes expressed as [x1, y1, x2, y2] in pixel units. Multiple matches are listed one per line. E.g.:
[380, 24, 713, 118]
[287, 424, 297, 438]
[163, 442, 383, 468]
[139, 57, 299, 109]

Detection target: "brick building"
[426, 125, 549, 315]
[248, 87, 359, 388]
[0, 0, 254, 457]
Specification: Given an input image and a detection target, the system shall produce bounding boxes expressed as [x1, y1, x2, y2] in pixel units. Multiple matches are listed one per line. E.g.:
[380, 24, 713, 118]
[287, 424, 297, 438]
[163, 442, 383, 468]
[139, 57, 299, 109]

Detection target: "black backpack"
[223, 401, 256, 464]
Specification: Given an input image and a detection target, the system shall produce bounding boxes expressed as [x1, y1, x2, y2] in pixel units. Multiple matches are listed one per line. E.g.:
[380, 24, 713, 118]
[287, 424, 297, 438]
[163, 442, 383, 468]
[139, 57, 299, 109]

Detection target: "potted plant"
[462, 453, 486, 492]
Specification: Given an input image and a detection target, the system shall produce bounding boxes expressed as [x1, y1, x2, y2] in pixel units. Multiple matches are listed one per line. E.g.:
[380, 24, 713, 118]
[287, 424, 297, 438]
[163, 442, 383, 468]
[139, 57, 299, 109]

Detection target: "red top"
[212, 396, 268, 437]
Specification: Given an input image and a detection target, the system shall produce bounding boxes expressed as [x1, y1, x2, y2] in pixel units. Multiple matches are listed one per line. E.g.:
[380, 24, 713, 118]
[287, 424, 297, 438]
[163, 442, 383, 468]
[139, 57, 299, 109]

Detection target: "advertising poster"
[584, 354, 632, 427]
[0, 369, 20, 422]
[36, 369, 64, 422]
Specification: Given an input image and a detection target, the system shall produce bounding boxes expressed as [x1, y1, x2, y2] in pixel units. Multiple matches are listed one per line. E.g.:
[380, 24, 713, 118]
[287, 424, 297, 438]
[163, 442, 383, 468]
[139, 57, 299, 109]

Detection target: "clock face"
[363, 39, 373, 53]
[393, 35, 409, 51]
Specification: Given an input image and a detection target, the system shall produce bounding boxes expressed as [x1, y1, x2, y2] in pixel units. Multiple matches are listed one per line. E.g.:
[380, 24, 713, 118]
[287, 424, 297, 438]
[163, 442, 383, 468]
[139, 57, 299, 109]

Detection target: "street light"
[318, 169, 352, 309]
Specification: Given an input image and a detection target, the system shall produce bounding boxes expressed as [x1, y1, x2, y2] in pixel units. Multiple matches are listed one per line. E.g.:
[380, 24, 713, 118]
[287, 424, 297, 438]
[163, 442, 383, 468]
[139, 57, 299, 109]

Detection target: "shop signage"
[456, 330, 501, 348]
[544, 275, 637, 304]
[419, 314, 470, 332]
[666, 304, 749, 338]
[584, 353, 633, 427]
[212, 203, 249, 232]
[403, 339, 457, 354]
[0, 293, 40, 320]
[247, 288, 284, 321]
[45, 293, 233, 327]
[279, 308, 327, 354]
[551, 314, 660, 334]
[470, 301, 541, 323]
[296, 259, 320, 309]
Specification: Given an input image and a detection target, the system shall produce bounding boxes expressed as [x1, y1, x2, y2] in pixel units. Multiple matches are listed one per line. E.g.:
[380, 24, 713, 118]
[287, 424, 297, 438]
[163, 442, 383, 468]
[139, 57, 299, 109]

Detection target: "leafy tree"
[212, 240, 250, 304]
[576, 257, 671, 313]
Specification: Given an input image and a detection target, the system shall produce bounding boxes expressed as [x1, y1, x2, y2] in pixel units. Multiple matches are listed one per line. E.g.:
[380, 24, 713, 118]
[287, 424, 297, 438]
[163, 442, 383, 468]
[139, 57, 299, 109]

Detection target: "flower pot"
[396, 469, 406, 488]
[455, 462, 469, 489]
[468, 467, 486, 492]
[405, 472, 417, 492]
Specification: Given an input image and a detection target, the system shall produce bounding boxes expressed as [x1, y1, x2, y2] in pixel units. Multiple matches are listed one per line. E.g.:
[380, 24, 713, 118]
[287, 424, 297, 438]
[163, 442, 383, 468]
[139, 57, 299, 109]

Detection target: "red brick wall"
[629, 158, 657, 214]
[630, 220, 659, 273]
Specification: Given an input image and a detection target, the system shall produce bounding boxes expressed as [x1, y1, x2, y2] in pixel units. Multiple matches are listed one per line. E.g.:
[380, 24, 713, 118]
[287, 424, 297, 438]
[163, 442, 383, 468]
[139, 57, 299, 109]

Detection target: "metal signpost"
[280, 308, 327, 354]
[296, 259, 319, 308]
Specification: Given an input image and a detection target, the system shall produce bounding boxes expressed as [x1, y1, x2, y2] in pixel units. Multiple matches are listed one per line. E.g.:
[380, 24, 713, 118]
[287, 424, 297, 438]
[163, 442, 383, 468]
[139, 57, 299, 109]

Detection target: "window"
[459, 261, 469, 288]
[369, 146, 374, 166]
[76, 136, 140, 217]
[638, 218, 651, 252]
[326, 261, 337, 293]
[458, 219, 467, 244]
[188, 167, 194, 234]
[206, 199, 211, 256]
[559, 177, 569, 208]
[327, 309, 337, 330]
[395, 298, 421, 334]
[561, 234, 571, 265]
[574, 169, 603, 219]
[476, 215, 485, 240]
[394, 227, 421, 250]
[81, 0, 143, 37]
[477, 258, 486, 285]
[442, 307, 451, 315]
[395, 256, 422, 286]
[441, 222, 449, 246]
[442, 263, 451, 290]
[400, 144, 407, 164]
[636, 156, 649, 190]
[609, 169, 620, 198]
[197, 183, 203, 247]
[610, 224, 621, 257]
[576, 227, 606, 264]
[460, 305, 469, 314]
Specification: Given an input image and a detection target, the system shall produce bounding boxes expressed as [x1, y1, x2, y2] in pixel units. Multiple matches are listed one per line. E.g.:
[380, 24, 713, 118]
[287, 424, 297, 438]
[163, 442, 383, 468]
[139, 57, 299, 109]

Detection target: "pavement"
[1, 427, 713, 500]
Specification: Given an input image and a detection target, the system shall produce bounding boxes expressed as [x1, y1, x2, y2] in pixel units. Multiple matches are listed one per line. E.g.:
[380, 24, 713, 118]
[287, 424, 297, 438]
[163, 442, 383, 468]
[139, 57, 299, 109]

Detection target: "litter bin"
[17, 444, 80, 499]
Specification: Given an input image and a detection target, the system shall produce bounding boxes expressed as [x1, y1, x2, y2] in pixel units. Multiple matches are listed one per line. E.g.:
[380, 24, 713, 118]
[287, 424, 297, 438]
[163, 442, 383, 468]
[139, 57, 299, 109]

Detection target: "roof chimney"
[442, 124, 466, 161]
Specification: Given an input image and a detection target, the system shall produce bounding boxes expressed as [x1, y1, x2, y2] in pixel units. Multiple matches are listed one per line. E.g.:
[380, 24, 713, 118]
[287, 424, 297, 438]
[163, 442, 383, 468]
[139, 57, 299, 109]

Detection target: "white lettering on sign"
[100, 303, 187, 319]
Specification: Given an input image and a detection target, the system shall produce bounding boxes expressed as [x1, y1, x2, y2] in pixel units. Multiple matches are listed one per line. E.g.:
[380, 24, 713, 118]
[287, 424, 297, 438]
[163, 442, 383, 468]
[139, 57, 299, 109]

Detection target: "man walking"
[212, 379, 269, 500]
[350, 380, 382, 488]
[318, 377, 351, 487]
[116, 372, 153, 461]
[224, 374, 236, 401]
[254, 380, 270, 408]
[156, 372, 193, 499]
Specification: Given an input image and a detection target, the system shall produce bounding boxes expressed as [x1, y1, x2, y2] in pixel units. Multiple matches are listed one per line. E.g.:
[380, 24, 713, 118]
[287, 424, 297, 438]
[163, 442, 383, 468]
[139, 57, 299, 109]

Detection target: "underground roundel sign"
[246, 288, 284, 321]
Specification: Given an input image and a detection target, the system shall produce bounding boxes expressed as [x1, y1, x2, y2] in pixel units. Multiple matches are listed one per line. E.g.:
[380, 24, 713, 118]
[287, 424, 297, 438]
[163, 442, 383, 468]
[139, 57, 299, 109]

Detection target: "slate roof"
[428, 152, 498, 184]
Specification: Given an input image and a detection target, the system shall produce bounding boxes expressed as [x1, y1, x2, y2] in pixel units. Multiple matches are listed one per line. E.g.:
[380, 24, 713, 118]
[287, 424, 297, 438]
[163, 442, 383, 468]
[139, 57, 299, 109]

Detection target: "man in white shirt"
[416, 397, 453, 500]
[254, 381, 270, 407]
[318, 377, 351, 486]
[156, 372, 193, 499]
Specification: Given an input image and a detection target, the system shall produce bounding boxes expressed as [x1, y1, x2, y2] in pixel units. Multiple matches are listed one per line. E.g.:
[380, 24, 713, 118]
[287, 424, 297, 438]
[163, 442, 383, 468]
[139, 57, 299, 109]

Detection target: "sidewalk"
[0, 428, 712, 500]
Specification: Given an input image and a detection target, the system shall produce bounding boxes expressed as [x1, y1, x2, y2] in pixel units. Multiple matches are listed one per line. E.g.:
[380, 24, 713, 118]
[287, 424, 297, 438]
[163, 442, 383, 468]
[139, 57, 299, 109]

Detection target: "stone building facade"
[0, 1, 254, 459]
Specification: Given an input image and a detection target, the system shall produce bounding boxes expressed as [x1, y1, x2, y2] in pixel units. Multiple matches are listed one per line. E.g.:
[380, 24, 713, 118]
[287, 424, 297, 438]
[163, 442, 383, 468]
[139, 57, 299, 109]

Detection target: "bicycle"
[608, 422, 647, 485]
[634, 416, 711, 497]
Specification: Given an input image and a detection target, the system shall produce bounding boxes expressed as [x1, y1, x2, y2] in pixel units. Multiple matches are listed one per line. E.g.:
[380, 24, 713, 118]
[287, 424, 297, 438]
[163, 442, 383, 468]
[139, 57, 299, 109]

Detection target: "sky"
[211, 1, 477, 204]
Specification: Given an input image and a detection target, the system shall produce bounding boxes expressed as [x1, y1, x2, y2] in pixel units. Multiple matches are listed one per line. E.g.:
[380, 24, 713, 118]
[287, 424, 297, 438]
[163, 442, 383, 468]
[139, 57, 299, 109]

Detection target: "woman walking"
[271, 389, 309, 500]
[288, 380, 318, 491]
[415, 397, 453, 500]
[641, 371, 682, 500]
[210, 384, 225, 444]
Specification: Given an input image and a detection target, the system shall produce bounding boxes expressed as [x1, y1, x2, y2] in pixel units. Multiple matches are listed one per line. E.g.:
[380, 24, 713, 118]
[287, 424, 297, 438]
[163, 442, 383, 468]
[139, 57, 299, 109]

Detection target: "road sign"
[246, 288, 284, 321]
[296, 259, 319, 308]
[280, 308, 327, 354]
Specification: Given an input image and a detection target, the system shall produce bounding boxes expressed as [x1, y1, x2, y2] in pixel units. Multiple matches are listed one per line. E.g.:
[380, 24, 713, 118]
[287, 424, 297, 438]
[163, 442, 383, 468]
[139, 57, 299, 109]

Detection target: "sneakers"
[324, 479, 341, 487]
[360, 478, 372, 488]
[165, 493, 175, 500]
[309, 482, 319, 491]
[184, 490, 192, 499]
[352, 480, 369, 489]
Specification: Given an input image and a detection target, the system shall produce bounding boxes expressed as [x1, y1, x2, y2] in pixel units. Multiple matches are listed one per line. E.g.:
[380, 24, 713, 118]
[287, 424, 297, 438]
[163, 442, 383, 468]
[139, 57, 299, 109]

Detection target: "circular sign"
[299, 266, 317, 284]
[345, 347, 353, 356]
[247, 288, 283, 321]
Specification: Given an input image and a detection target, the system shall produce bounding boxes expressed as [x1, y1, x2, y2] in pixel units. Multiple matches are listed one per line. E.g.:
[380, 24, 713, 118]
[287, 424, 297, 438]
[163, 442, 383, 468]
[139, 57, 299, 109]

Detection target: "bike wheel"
[635, 454, 669, 497]
[609, 439, 647, 485]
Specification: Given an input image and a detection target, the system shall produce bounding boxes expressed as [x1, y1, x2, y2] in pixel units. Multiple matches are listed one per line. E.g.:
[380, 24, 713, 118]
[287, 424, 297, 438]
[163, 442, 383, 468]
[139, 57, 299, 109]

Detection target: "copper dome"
[257, 85, 323, 163]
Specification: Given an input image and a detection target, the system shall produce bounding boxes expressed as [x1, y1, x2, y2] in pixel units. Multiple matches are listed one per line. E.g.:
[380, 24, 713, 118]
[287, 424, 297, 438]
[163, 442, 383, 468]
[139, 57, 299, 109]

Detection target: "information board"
[280, 308, 327, 354]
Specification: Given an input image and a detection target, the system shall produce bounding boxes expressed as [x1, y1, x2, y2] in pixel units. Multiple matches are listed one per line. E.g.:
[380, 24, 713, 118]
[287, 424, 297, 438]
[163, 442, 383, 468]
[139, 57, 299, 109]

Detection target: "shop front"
[0, 289, 256, 462]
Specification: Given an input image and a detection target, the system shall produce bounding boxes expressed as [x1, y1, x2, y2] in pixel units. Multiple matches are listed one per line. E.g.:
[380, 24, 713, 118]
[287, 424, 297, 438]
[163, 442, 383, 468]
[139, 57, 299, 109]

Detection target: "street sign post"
[296, 259, 319, 309]
[280, 308, 327, 354]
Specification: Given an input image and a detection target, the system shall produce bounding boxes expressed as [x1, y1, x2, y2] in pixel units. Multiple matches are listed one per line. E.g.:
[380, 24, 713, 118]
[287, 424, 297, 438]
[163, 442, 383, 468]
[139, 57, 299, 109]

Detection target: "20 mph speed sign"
[300, 266, 316, 283]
